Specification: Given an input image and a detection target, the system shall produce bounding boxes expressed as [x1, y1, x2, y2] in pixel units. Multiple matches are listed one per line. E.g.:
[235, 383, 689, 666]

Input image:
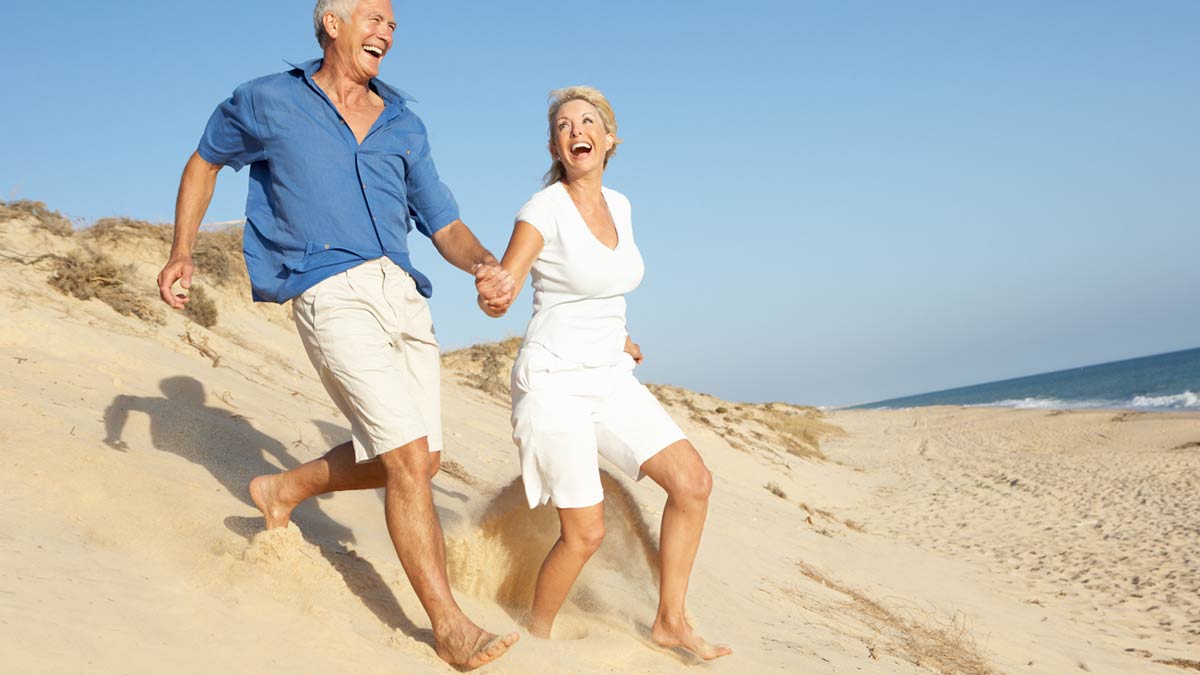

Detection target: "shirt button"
[324, 244, 330, 249]
[405, 149, 411, 155]
[361, 183, 366, 189]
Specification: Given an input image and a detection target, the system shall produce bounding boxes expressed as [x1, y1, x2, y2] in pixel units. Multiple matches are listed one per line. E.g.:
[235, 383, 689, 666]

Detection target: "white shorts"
[292, 258, 442, 463]
[510, 346, 686, 509]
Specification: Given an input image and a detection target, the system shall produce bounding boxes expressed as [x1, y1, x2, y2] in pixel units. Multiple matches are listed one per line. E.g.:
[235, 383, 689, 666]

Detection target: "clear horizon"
[854, 344, 1200, 408]
[4, 1, 1198, 406]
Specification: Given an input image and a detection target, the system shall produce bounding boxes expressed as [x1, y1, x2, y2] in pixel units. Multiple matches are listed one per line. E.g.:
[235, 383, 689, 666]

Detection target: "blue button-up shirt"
[197, 59, 460, 303]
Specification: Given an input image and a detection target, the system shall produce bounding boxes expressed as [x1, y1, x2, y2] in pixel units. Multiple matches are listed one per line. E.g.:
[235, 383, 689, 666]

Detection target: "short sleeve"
[197, 83, 266, 172]
[515, 191, 557, 245]
[405, 122, 460, 238]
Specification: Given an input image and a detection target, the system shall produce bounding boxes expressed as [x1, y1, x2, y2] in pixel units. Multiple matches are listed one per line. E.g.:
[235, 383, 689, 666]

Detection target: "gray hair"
[313, 0, 359, 48]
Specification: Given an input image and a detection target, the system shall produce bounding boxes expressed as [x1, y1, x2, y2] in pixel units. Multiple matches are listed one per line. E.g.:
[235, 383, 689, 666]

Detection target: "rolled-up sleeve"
[197, 83, 266, 171]
[404, 122, 460, 238]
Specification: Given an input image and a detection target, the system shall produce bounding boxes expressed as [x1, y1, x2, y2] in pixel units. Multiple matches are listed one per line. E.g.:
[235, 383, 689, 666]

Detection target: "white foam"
[1128, 390, 1200, 410]
[968, 397, 1110, 410]
[967, 390, 1200, 411]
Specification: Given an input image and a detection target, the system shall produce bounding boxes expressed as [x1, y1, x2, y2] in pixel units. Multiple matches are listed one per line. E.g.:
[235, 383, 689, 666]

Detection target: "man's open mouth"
[363, 45, 384, 58]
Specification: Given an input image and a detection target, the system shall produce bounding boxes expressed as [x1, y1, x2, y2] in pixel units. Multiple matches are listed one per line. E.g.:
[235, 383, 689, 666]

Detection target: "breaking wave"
[971, 391, 1199, 411]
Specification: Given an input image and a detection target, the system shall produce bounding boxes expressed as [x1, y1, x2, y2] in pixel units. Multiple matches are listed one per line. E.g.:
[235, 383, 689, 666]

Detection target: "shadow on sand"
[103, 375, 431, 645]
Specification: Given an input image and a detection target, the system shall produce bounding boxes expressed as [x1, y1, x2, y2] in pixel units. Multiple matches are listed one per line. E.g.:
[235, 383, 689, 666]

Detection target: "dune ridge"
[2, 207, 1197, 673]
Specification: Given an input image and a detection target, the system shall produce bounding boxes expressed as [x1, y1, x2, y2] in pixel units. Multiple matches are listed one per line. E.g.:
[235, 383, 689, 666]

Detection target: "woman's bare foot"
[652, 617, 732, 660]
[249, 474, 295, 529]
[433, 622, 519, 670]
[527, 617, 552, 639]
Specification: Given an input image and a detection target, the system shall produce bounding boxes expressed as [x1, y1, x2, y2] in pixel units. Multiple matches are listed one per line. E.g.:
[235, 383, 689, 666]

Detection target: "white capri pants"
[510, 346, 686, 509]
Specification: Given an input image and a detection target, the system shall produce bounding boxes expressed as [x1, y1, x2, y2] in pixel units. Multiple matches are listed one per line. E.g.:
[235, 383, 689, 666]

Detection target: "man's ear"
[323, 12, 340, 41]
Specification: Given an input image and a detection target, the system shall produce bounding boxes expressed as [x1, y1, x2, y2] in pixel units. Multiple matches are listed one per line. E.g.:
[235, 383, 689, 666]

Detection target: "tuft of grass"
[795, 562, 999, 675]
[1155, 658, 1200, 671]
[442, 337, 522, 398]
[764, 482, 788, 499]
[0, 200, 73, 236]
[439, 460, 481, 488]
[192, 227, 245, 286]
[183, 285, 218, 328]
[48, 251, 164, 324]
[81, 216, 172, 244]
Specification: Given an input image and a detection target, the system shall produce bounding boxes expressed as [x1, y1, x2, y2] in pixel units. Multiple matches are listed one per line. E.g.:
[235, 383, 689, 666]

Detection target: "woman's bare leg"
[640, 440, 731, 659]
[529, 503, 605, 638]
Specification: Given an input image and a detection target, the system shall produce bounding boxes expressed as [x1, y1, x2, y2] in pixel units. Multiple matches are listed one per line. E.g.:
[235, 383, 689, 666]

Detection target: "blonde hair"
[543, 86, 622, 187]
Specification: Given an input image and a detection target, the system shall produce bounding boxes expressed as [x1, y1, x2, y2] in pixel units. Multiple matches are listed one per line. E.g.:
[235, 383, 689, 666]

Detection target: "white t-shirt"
[515, 182, 645, 367]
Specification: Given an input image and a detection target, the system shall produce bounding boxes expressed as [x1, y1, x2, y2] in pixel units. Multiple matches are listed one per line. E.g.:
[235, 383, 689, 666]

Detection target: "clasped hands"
[474, 262, 514, 317]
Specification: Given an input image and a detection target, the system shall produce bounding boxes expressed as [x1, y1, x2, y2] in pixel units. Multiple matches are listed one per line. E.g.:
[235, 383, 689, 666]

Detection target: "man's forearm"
[431, 220, 498, 273]
[170, 152, 221, 258]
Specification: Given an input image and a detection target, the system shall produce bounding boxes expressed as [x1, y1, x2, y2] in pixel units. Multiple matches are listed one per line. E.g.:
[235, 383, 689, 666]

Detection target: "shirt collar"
[285, 58, 415, 107]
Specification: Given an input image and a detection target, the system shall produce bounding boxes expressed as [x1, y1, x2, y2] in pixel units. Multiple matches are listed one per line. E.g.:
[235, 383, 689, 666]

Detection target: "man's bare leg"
[528, 503, 606, 638]
[250, 442, 441, 528]
[378, 437, 517, 669]
[640, 440, 732, 660]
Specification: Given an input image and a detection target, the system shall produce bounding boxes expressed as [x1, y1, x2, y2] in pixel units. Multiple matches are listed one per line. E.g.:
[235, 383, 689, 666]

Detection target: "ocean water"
[856, 347, 1200, 412]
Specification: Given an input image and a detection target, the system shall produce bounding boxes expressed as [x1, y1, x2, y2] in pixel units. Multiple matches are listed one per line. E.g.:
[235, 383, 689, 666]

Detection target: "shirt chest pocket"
[357, 150, 411, 202]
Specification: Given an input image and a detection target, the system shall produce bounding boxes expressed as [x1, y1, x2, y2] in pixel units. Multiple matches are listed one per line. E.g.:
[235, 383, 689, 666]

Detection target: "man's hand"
[158, 255, 195, 309]
[624, 337, 644, 365]
[474, 262, 514, 315]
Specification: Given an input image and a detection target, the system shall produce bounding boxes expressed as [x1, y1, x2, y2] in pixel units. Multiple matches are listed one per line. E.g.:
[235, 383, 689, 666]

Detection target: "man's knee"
[428, 451, 441, 480]
[378, 438, 433, 483]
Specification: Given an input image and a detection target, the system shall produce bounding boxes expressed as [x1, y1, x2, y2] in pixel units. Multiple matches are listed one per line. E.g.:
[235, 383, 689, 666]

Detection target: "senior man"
[156, 0, 517, 669]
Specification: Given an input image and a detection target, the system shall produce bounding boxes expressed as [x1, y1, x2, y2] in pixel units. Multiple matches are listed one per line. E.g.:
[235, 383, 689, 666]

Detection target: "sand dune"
[2, 208, 1197, 673]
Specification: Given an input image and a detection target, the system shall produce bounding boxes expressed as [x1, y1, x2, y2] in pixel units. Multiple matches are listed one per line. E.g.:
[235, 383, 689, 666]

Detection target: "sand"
[1, 212, 1197, 673]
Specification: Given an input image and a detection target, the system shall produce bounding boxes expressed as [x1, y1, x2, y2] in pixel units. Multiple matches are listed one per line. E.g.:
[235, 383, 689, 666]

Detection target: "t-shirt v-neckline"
[558, 182, 619, 252]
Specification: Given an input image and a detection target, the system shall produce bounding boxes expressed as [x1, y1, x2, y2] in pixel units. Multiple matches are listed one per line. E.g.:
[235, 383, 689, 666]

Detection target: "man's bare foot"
[652, 618, 732, 660]
[249, 474, 294, 529]
[434, 623, 519, 671]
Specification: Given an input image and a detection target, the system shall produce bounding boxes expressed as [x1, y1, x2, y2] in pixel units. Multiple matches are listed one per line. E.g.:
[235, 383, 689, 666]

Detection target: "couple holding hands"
[157, 0, 728, 669]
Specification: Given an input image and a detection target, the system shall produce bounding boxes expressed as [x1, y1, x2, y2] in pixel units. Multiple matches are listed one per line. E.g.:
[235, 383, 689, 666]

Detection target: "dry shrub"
[0, 200, 73, 236]
[758, 405, 843, 461]
[81, 216, 172, 244]
[184, 285, 218, 328]
[442, 337, 522, 398]
[764, 482, 788, 499]
[439, 460, 481, 488]
[1155, 658, 1200, 670]
[48, 251, 164, 324]
[795, 562, 998, 675]
[192, 227, 245, 286]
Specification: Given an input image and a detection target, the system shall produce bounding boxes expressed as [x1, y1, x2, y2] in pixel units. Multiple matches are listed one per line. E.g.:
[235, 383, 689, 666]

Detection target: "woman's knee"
[562, 519, 606, 556]
[668, 462, 713, 503]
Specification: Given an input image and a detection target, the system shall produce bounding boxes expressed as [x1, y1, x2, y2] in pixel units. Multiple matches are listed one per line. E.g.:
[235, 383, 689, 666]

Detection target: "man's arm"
[431, 219, 515, 312]
[158, 152, 222, 309]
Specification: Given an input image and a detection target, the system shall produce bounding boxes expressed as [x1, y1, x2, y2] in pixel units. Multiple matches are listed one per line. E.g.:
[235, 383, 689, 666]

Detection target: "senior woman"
[479, 86, 731, 660]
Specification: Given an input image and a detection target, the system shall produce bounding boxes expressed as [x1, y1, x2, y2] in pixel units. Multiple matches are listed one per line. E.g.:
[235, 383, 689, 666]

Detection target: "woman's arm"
[479, 220, 544, 317]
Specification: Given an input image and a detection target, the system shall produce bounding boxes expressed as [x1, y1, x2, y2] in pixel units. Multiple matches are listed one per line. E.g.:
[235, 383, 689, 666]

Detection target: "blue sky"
[3, 1, 1197, 405]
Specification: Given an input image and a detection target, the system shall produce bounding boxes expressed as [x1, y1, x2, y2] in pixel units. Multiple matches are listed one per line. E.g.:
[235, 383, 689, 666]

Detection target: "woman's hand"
[478, 293, 507, 317]
[624, 335, 644, 364]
